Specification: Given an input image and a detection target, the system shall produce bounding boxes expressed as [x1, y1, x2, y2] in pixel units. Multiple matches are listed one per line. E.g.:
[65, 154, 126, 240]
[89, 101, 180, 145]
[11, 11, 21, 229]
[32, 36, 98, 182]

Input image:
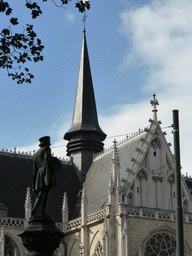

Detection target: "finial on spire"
[81, 14, 88, 32]
[150, 93, 159, 122]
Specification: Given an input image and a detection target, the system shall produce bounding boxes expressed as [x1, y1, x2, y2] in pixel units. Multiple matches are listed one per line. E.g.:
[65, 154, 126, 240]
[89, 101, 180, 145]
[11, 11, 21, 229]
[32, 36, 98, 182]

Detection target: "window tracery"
[151, 139, 161, 150]
[4, 236, 20, 256]
[94, 241, 103, 256]
[144, 232, 176, 256]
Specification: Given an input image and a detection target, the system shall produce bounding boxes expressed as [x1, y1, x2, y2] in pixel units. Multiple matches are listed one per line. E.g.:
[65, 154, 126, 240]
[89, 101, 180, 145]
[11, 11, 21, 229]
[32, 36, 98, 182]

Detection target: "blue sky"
[1, 0, 192, 175]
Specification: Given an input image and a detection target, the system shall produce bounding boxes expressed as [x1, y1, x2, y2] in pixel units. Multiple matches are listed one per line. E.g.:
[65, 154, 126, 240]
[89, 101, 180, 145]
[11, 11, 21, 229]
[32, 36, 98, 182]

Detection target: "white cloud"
[65, 11, 75, 22]
[118, 0, 192, 175]
[120, 0, 192, 93]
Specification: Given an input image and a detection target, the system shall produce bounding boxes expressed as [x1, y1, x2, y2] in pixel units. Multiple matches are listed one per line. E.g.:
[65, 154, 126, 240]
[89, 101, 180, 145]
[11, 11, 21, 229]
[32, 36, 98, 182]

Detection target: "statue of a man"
[31, 136, 62, 216]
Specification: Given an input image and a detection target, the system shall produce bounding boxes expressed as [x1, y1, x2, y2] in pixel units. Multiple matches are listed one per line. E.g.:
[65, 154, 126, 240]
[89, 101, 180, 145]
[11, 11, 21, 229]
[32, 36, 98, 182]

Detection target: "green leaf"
[2, 29, 10, 36]
[6, 7, 12, 15]
[10, 17, 19, 25]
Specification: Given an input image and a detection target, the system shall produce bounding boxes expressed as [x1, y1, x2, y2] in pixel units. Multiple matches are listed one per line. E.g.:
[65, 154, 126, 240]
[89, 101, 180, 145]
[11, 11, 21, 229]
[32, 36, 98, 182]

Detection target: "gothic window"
[144, 233, 176, 256]
[183, 200, 188, 212]
[5, 236, 20, 256]
[127, 193, 133, 205]
[94, 241, 103, 256]
[151, 139, 161, 150]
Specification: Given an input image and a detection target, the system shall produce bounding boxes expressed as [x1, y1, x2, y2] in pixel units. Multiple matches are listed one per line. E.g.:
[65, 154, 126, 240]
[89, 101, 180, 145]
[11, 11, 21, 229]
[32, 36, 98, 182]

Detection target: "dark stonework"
[19, 215, 64, 255]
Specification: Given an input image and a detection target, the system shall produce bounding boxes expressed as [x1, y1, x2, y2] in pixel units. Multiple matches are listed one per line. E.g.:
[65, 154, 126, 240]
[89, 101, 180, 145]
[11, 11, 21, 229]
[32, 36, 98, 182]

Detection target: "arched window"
[144, 232, 176, 256]
[183, 200, 188, 212]
[127, 193, 133, 205]
[4, 235, 20, 256]
[94, 241, 103, 256]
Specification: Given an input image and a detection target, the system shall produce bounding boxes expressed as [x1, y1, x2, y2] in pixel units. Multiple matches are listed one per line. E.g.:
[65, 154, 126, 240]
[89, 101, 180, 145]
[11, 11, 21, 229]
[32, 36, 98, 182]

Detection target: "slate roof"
[0, 152, 80, 221]
[85, 130, 148, 214]
[64, 31, 106, 141]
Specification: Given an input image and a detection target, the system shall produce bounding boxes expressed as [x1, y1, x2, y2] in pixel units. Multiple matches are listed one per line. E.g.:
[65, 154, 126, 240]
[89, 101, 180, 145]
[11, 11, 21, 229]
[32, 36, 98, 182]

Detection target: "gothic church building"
[1, 31, 192, 256]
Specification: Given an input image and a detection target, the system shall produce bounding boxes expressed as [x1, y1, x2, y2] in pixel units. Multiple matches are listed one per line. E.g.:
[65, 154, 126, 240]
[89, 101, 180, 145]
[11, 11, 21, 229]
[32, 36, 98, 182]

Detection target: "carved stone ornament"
[145, 232, 176, 255]
[137, 170, 147, 180]
[152, 175, 164, 182]
[151, 139, 161, 150]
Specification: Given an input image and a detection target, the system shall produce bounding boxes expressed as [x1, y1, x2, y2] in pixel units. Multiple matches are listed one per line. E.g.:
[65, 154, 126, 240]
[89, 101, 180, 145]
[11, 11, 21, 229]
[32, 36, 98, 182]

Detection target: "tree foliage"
[0, 0, 90, 84]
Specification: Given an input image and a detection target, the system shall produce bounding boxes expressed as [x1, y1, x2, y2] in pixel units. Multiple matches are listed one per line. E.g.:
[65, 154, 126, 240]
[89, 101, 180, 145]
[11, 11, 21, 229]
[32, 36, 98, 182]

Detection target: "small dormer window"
[137, 187, 139, 193]
[153, 151, 156, 156]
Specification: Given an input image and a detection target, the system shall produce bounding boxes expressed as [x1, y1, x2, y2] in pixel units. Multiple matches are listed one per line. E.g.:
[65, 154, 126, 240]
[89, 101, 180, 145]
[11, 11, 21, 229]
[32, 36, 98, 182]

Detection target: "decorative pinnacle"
[112, 139, 120, 167]
[108, 173, 113, 193]
[116, 172, 121, 192]
[81, 13, 88, 32]
[25, 187, 31, 208]
[150, 93, 159, 122]
[81, 183, 87, 203]
[62, 192, 68, 213]
[0, 226, 4, 237]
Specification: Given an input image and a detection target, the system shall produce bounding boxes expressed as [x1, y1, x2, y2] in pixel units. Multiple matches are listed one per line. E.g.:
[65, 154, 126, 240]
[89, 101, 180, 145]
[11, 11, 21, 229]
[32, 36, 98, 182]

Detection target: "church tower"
[64, 31, 106, 176]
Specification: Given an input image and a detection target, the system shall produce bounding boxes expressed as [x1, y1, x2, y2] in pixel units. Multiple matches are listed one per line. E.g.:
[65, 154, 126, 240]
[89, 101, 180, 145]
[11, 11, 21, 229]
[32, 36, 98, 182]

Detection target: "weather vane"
[82, 13, 88, 32]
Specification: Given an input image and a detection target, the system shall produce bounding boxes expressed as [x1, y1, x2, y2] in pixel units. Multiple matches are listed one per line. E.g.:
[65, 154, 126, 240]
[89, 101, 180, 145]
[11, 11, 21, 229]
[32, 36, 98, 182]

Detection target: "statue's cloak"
[33, 147, 61, 192]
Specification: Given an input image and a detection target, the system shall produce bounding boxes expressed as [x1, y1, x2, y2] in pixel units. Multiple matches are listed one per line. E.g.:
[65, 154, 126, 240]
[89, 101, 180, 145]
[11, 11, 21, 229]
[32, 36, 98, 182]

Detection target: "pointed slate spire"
[64, 31, 106, 175]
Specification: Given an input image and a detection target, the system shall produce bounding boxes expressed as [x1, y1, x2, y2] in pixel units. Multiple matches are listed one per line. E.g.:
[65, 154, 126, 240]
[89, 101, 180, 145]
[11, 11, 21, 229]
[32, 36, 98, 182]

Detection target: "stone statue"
[31, 136, 62, 215]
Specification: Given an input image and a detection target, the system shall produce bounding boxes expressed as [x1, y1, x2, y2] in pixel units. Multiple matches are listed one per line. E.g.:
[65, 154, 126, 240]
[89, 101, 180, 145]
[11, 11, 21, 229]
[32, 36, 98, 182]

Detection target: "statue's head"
[39, 136, 51, 147]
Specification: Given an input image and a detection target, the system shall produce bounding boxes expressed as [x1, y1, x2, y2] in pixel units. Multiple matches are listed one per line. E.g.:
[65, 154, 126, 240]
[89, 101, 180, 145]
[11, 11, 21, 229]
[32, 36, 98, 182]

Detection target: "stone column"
[0, 227, 4, 256]
[121, 215, 128, 256]
[102, 218, 109, 256]
[81, 184, 88, 256]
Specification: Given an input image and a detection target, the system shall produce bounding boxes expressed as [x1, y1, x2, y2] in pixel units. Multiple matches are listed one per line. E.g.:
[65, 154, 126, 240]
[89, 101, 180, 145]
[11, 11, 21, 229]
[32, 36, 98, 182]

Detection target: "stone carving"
[145, 232, 176, 255]
[151, 138, 161, 149]
[94, 241, 103, 256]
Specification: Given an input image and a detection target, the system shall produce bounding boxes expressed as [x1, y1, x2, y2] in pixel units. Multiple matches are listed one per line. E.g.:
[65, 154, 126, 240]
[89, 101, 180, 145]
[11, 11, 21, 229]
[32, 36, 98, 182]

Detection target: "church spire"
[64, 31, 106, 176]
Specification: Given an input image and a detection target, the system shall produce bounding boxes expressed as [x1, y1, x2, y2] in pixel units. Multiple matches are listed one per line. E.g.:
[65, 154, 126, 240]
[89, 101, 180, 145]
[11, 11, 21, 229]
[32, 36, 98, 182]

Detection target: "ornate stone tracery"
[151, 138, 161, 150]
[144, 232, 176, 256]
[94, 241, 103, 256]
[4, 235, 20, 256]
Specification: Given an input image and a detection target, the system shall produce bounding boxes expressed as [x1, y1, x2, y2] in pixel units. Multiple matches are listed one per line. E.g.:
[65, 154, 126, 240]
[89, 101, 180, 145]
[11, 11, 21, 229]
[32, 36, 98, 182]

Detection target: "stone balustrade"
[1, 206, 191, 234]
[87, 208, 106, 224]
[126, 206, 192, 223]
[0, 217, 25, 228]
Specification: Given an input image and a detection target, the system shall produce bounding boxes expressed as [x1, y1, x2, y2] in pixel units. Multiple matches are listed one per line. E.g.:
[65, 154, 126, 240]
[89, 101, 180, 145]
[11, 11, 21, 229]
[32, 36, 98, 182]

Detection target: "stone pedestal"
[19, 215, 64, 256]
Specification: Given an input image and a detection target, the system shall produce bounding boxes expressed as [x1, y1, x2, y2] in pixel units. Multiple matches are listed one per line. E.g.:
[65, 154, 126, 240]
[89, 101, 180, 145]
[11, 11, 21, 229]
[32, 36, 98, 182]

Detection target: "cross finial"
[150, 93, 159, 122]
[82, 14, 88, 32]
